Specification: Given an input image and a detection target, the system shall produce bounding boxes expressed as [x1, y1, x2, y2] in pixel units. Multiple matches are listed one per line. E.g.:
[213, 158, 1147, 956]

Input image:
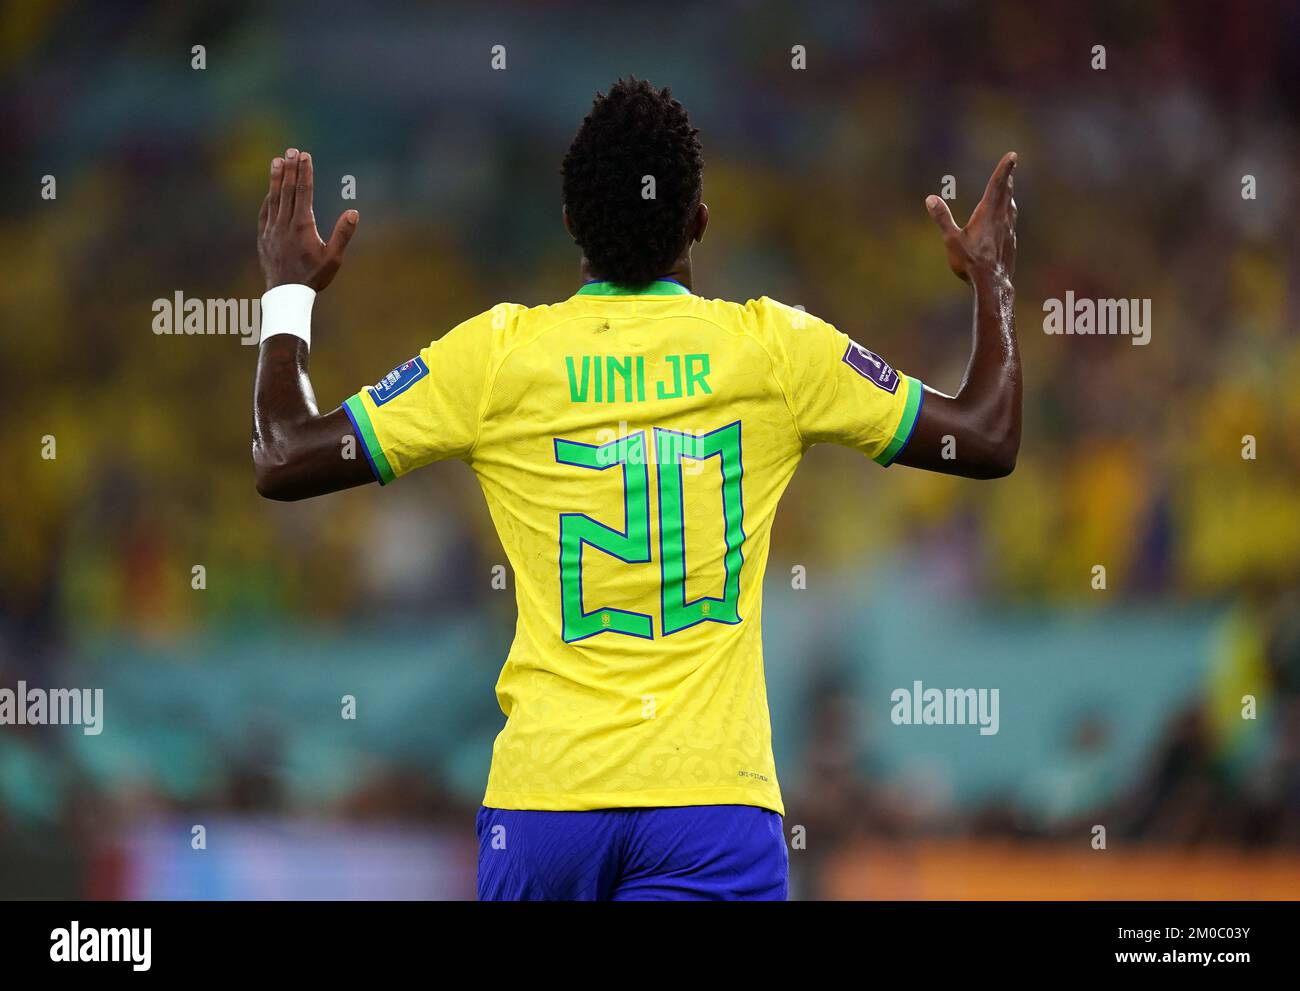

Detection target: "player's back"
[343, 279, 924, 815]
[477, 280, 802, 815]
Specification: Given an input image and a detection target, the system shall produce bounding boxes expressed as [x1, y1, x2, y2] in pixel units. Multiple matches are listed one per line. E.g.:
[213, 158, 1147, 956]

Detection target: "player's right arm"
[892, 152, 1021, 479]
[759, 154, 1020, 480]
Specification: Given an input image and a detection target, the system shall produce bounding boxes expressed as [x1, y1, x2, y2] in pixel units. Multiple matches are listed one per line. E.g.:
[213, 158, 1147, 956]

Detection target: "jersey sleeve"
[754, 297, 925, 465]
[342, 308, 504, 483]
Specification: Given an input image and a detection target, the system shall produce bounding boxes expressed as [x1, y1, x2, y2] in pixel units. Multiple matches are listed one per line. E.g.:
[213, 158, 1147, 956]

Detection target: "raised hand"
[257, 148, 359, 291]
[925, 152, 1017, 283]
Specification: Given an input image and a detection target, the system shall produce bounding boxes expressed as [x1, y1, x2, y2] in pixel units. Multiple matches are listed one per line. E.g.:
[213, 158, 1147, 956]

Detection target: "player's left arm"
[252, 148, 370, 501]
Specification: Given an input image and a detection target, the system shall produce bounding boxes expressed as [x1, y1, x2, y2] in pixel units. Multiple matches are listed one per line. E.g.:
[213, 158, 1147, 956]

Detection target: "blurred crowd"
[789, 589, 1300, 896]
[2, 1, 1299, 897]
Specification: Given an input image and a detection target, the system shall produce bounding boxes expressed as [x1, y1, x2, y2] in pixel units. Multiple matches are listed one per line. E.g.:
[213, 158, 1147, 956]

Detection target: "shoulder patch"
[368, 356, 429, 406]
[842, 341, 899, 394]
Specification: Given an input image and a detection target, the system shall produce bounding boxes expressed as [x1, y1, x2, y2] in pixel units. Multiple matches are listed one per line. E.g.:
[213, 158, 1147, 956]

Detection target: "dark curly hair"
[561, 78, 704, 288]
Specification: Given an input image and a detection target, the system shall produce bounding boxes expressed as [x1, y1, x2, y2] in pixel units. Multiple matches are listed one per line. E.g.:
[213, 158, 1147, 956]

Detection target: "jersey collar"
[575, 278, 691, 297]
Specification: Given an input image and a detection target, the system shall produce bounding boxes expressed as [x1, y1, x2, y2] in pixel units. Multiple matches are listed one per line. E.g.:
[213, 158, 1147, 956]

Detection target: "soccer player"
[252, 78, 1020, 900]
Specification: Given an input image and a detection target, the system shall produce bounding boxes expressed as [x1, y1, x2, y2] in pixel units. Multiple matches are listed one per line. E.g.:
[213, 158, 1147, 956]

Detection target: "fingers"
[925, 195, 960, 238]
[980, 151, 1017, 215]
[276, 148, 300, 224]
[325, 209, 360, 260]
[295, 151, 314, 226]
[264, 156, 284, 231]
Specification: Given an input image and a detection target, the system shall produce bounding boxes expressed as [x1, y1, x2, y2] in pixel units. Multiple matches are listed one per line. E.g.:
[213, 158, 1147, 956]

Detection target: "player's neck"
[579, 257, 693, 293]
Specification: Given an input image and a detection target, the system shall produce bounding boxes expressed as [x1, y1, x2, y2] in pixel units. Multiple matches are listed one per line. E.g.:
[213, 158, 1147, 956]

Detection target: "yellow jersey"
[343, 279, 924, 814]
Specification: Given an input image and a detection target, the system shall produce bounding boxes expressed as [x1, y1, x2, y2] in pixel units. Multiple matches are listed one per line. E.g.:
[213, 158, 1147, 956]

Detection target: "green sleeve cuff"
[873, 375, 925, 467]
[343, 394, 397, 485]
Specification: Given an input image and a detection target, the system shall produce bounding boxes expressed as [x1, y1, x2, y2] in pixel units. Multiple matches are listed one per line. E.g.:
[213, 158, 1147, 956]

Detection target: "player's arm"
[251, 148, 370, 501]
[893, 152, 1021, 479]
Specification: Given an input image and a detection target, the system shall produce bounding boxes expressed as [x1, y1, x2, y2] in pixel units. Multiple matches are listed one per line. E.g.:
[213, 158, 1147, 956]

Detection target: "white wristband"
[259, 284, 316, 346]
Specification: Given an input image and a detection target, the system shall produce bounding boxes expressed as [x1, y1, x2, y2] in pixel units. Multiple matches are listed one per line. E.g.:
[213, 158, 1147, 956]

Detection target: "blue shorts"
[476, 804, 788, 901]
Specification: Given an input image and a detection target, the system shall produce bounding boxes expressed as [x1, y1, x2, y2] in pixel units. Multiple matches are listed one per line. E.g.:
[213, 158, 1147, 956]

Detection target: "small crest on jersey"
[368, 356, 428, 406]
[842, 341, 899, 394]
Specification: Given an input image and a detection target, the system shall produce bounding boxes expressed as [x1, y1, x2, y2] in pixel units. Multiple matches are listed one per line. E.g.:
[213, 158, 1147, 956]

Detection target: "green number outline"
[655, 421, 745, 634]
[553, 422, 745, 642]
[554, 432, 653, 642]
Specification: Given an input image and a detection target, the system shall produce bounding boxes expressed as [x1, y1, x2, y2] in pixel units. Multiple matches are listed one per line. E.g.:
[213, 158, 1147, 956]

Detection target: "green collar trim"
[576, 279, 691, 297]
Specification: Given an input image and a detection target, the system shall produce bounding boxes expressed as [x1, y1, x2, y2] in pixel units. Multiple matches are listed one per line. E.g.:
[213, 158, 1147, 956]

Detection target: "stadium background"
[3, 1, 1300, 899]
